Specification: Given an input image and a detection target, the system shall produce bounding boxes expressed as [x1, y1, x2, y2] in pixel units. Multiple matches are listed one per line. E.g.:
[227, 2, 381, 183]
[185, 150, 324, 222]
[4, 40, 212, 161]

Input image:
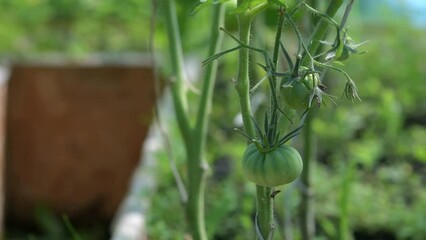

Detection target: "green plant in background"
[0, 0, 151, 56]
[311, 7, 426, 238]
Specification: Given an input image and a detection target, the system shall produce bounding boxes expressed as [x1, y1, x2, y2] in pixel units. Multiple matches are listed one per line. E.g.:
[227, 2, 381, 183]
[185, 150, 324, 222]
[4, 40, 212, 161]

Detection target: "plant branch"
[298, 1, 345, 240]
[235, 14, 256, 139]
[273, 7, 285, 69]
[255, 185, 274, 239]
[301, 0, 344, 66]
[163, 0, 192, 144]
[151, 1, 188, 202]
[185, 4, 226, 239]
[300, 110, 316, 240]
[194, 3, 225, 156]
[235, 8, 274, 239]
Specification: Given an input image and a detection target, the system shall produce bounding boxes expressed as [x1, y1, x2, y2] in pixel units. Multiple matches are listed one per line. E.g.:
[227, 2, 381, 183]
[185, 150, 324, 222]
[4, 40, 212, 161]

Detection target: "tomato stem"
[301, 0, 344, 66]
[298, 1, 345, 240]
[235, 9, 275, 239]
[163, 1, 225, 239]
[163, 0, 191, 145]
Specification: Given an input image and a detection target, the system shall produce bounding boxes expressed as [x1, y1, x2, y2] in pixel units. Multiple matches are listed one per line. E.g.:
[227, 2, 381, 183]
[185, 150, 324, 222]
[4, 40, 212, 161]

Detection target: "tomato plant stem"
[272, 7, 285, 69]
[163, 0, 191, 144]
[235, 15, 256, 139]
[236, 11, 274, 239]
[300, 110, 316, 240]
[301, 0, 344, 66]
[163, 1, 225, 239]
[194, 4, 225, 161]
[255, 185, 274, 238]
[299, 1, 345, 240]
[188, 4, 225, 240]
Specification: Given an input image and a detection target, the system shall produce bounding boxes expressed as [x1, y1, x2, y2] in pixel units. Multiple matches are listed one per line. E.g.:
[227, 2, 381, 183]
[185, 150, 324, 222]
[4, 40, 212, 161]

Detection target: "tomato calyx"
[242, 142, 303, 187]
[246, 107, 305, 154]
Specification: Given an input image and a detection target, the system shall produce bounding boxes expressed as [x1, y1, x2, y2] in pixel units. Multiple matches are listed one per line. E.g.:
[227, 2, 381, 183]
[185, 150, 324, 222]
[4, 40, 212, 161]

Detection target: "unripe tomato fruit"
[281, 71, 320, 110]
[336, 46, 351, 61]
[336, 36, 356, 61]
[242, 143, 303, 187]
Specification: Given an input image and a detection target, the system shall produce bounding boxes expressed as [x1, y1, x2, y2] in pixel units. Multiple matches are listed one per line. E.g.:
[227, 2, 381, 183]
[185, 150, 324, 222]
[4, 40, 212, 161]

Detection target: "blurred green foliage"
[310, 14, 426, 239]
[0, 0, 152, 56]
[6, 206, 107, 240]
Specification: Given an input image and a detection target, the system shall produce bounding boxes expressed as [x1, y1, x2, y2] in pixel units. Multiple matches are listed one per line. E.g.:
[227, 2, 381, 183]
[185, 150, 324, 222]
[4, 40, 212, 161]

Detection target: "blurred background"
[0, 0, 425, 239]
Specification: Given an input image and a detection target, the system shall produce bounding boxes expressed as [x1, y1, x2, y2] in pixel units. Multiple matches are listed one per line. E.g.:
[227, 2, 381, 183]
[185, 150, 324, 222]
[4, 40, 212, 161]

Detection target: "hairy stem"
[235, 15, 256, 138]
[272, 7, 285, 69]
[256, 185, 274, 239]
[236, 11, 274, 239]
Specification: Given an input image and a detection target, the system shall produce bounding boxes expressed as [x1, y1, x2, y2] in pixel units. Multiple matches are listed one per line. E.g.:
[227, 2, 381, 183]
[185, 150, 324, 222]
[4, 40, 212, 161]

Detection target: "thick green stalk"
[163, 0, 191, 144]
[255, 185, 274, 238]
[164, 1, 225, 239]
[235, 15, 256, 138]
[299, 1, 344, 240]
[236, 12, 274, 239]
[300, 110, 316, 240]
[186, 4, 226, 240]
[186, 143, 208, 240]
[194, 4, 225, 162]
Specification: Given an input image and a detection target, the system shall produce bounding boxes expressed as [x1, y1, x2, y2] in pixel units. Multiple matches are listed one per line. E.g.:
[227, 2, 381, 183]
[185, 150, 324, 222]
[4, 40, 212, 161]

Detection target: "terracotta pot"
[5, 64, 157, 225]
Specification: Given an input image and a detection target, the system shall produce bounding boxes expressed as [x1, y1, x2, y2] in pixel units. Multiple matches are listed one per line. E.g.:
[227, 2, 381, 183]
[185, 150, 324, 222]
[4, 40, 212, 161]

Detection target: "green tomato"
[242, 143, 303, 187]
[334, 38, 345, 60]
[281, 71, 320, 110]
[336, 36, 356, 61]
[336, 46, 351, 61]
